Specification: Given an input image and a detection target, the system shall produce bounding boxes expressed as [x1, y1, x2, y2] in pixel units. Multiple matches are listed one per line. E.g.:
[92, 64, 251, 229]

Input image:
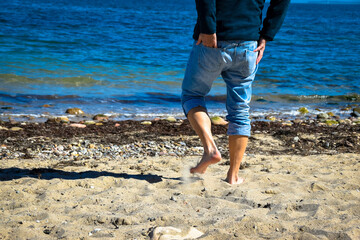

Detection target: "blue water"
[0, 0, 359, 119]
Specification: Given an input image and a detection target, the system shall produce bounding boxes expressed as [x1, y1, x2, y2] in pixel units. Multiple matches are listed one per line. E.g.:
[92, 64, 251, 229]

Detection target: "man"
[181, 0, 290, 184]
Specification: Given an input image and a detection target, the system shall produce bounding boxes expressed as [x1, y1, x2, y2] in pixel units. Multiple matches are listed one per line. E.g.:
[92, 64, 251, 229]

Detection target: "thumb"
[196, 36, 202, 45]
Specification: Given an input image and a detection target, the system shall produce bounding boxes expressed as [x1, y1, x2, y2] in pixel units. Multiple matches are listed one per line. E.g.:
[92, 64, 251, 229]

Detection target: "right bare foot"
[225, 176, 245, 185]
[190, 150, 221, 174]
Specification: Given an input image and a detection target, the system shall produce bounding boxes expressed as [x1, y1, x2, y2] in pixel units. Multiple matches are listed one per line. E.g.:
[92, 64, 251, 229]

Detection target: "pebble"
[69, 123, 86, 128]
[353, 108, 360, 117]
[166, 116, 177, 122]
[65, 108, 84, 115]
[298, 107, 309, 114]
[93, 114, 109, 121]
[141, 121, 152, 125]
[0, 126, 9, 130]
[210, 116, 228, 125]
[317, 113, 329, 120]
[10, 127, 23, 131]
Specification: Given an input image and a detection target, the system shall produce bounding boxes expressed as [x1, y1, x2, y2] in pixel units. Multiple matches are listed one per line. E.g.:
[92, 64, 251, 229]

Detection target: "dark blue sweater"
[193, 0, 290, 41]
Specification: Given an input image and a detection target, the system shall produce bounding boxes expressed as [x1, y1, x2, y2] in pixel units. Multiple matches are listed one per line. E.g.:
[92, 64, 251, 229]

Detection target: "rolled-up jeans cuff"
[182, 98, 206, 117]
[227, 122, 251, 136]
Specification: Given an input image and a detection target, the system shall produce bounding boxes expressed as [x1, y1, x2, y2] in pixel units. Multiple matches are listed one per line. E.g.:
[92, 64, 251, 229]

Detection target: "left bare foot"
[190, 150, 221, 174]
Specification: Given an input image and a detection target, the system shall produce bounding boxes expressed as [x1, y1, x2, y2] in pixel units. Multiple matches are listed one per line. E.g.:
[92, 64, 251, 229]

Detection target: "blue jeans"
[181, 40, 258, 136]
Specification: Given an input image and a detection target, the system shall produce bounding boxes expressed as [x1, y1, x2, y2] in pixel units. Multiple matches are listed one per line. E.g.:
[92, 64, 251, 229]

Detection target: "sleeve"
[260, 0, 291, 41]
[195, 0, 216, 34]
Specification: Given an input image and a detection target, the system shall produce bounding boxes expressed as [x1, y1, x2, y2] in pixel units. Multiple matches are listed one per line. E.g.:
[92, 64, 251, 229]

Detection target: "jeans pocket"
[237, 49, 258, 77]
[197, 44, 222, 72]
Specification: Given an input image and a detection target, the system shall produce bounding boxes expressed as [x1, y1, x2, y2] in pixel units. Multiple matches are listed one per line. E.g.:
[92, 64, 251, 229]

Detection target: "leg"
[187, 107, 221, 174]
[226, 135, 248, 184]
[180, 42, 224, 174]
[221, 41, 258, 184]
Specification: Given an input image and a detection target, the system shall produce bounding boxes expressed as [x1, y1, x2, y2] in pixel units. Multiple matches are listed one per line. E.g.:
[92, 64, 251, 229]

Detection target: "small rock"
[10, 127, 23, 131]
[341, 106, 351, 111]
[166, 116, 177, 122]
[327, 112, 334, 117]
[298, 107, 309, 114]
[317, 113, 329, 120]
[352, 108, 360, 117]
[265, 116, 276, 121]
[1, 106, 13, 110]
[93, 114, 109, 121]
[115, 123, 120, 127]
[84, 120, 96, 125]
[324, 120, 338, 126]
[95, 123, 103, 126]
[66, 108, 84, 115]
[210, 116, 228, 125]
[0, 126, 9, 130]
[293, 136, 300, 142]
[69, 123, 86, 128]
[42, 104, 52, 108]
[141, 121, 152, 125]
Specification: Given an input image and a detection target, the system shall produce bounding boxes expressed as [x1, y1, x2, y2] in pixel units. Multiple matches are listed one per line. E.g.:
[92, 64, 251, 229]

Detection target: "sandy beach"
[1, 119, 359, 239]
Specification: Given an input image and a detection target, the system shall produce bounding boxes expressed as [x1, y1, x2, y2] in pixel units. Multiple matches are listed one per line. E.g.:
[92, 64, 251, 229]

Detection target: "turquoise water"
[0, 0, 359, 119]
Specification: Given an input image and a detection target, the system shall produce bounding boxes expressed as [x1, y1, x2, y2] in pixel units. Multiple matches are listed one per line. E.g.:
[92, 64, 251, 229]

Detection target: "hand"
[253, 38, 267, 65]
[196, 33, 217, 48]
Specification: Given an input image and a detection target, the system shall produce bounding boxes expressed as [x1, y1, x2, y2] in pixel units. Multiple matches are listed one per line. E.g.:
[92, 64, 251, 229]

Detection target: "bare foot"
[225, 176, 245, 185]
[190, 150, 221, 174]
[226, 170, 245, 184]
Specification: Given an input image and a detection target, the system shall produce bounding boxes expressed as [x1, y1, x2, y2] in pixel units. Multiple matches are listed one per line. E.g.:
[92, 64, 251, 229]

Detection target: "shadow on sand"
[0, 167, 183, 184]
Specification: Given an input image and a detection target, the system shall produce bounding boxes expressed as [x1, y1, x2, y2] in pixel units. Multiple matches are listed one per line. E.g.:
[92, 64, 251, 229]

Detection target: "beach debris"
[141, 121, 152, 125]
[317, 113, 329, 120]
[265, 189, 277, 194]
[352, 108, 360, 117]
[96, 122, 103, 126]
[293, 136, 300, 142]
[0, 126, 9, 130]
[1, 106, 13, 110]
[150, 226, 203, 240]
[166, 116, 177, 122]
[10, 127, 23, 131]
[65, 108, 84, 115]
[42, 104, 52, 108]
[210, 116, 228, 125]
[93, 114, 109, 121]
[298, 107, 309, 114]
[69, 123, 86, 128]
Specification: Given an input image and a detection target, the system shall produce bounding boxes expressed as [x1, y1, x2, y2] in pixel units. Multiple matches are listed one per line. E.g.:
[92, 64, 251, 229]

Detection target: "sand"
[1, 151, 359, 239]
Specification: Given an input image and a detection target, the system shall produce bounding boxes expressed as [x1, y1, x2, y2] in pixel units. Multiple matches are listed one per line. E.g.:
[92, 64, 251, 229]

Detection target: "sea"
[0, 0, 359, 121]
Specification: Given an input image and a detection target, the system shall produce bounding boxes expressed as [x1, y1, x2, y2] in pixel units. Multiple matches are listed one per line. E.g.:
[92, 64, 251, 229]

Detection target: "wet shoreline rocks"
[0, 116, 359, 162]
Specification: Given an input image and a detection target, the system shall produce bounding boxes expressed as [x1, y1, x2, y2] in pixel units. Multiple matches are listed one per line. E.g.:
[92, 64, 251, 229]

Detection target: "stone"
[10, 127, 23, 131]
[93, 114, 109, 121]
[341, 106, 351, 111]
[324, 120, 338, 126]
[352, 108, 360, 117]
[150, 226, 203, 240]
[0, 126, 9, 130]
[166, 116, 177, 122]
[141, 121, 152, 125]
[95, 123, 103, 126]
[265, 116, 276, 121]
[317, 113, 329, 120]
[210, 116, 228, 125]
[298, 107, 309, 114]
[327, 112, 334, 117]
[47, 116, 69, 123]
[84, 120, 96, 125]
[65, 108, 84, 115]
[69, 123, 86, 128]
[42, 104, 52, 108]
